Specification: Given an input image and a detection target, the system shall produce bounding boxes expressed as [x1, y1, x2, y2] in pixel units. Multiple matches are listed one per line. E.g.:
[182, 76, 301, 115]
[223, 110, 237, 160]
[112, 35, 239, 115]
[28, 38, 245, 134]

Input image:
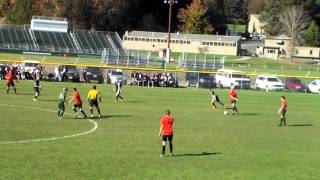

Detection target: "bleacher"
[0, 20, 124, 56]
[0, 25, 34, 50]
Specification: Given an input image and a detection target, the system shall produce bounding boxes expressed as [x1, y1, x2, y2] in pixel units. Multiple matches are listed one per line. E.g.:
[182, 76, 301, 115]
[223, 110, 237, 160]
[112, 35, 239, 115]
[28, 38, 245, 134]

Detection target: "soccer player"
[210, 88, 225, 109]
[5, 70, 16, 94]
[69, 88, 87, 119]
[159, 110, 174, 157]
[114, 79, 123, 102]
[33, 79, 41, 101]
[229, 87, 239, 115]
[278, 96, 287, 127]
[57, 87, 68, 119]
[87, 85, 102, 118]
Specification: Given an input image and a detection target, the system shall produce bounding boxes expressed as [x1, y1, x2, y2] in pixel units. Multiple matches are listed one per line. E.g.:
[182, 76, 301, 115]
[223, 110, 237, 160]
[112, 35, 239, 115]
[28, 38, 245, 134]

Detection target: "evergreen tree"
[305, 21, 320, 47]
[7, 0, 31, 24]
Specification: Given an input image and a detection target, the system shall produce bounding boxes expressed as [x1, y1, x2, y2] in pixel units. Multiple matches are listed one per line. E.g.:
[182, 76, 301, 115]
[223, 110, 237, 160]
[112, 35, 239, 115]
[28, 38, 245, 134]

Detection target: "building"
[123, 31, 241, 56]
[248, 14, 265, 36]
[256, 34, 320, 59]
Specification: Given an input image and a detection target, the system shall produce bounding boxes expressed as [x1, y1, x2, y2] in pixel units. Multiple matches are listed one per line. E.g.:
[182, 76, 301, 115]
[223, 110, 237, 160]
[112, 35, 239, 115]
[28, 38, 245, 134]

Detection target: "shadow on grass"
[123, 100, 144, 103]
[288, 124, 313, 127]
[174, 152, 222, 157]
[16, 93, 34, 96]
[90, 115, 133, 120]
[239, 113, 260, 116]
[40, 99, 57, 102]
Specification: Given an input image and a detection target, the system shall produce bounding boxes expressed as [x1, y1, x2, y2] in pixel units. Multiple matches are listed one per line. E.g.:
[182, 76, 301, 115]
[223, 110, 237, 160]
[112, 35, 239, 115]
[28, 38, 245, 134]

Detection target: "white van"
[215, 69, 251, 89]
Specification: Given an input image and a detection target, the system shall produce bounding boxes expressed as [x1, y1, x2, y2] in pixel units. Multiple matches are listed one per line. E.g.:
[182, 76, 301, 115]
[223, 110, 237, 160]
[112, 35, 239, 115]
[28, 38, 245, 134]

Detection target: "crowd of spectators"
[130, 71, 177, 87]
[0, 64, 42, 80]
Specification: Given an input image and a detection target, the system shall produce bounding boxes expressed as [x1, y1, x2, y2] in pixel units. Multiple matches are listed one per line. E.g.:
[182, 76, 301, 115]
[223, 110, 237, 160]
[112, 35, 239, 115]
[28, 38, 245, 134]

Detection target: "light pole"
[164, 0, 178, 63]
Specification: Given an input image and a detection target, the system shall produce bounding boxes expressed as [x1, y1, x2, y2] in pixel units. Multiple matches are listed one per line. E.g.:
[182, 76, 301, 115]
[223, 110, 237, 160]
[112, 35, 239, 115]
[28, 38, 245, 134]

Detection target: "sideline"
[0, 103, 98, 145]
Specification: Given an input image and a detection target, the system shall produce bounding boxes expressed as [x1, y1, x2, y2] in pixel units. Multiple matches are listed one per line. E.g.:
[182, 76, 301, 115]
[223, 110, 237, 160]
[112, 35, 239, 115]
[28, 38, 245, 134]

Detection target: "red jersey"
[5, 72, 14, 83]
[160, 115, 174, 136]
[72, 91, 82, 105]
[229, 90, 237, 102]
[281, 99, 287, 111]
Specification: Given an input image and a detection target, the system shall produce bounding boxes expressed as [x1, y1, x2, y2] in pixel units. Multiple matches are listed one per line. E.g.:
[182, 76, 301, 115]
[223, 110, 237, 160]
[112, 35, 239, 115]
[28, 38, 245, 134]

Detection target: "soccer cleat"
[170, 153, 174, 157]
[33, 98, 38, 101]
[160, 154, 164, 158]
[90, 114, 94, 118]
[98, 115, 101, 118]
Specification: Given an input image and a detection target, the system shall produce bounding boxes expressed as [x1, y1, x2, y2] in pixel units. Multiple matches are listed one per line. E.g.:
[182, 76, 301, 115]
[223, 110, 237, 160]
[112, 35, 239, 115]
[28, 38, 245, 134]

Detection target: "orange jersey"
[160, 115, 174, 136]
[5, 72, 13, 83]
[229, 90, 237, 102]
[72, 91, 82, 105]
[281, 99, 287, 111]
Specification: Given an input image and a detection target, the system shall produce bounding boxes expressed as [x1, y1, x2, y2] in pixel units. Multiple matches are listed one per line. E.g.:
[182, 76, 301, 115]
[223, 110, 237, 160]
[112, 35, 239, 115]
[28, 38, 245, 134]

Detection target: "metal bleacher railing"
[101, 49, 225, 71]
[0, 25, 124, 56]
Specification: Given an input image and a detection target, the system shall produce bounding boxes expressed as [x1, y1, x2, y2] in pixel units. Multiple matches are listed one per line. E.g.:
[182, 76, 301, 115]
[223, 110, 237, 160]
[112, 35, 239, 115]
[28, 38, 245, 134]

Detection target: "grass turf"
[0, 81, 320, 179]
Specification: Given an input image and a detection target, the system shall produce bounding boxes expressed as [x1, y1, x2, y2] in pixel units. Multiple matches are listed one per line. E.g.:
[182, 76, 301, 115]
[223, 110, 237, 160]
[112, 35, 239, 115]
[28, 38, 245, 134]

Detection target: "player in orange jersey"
[5, 70, 16, 94]
[69, 88, 87, 119]
[278, 96, 287, 127]
[229, 87, 239, 115]
[159, 110, 174, 157]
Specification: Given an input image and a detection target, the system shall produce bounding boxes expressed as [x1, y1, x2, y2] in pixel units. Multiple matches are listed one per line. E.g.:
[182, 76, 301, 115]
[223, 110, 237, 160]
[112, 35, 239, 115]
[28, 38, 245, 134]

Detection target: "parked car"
[307, 79, 320, 94]
[215, 69, 251, 89]
[65, 66, 80, 82]
[186, 72, 216, 88]
[85, 67, 104, 84]
[255, 75, 284, 91]
[106, 69, 127, 84]
[284, 77, 306, 92]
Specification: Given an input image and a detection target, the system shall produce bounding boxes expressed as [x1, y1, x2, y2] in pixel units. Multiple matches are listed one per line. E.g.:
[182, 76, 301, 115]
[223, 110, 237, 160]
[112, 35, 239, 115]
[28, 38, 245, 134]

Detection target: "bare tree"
[280, 6, 308, 62]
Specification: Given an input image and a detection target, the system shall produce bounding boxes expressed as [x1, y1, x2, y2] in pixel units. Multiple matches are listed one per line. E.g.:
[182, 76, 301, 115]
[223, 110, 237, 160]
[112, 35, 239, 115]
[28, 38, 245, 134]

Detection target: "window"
[124, 37, 128, 41]
[157, 39, 160, 42]
[233, 43, 236, 47]
[268, 49, 275, 54]
[221, 43, 225, 46]
[187, 41, 191, 44]
[310, 50, 313, 56]
[218, 42, 221, 46]
[134, 38, 138, 41]
[214, 42, 217, 46]
[146, 38, 150, 42]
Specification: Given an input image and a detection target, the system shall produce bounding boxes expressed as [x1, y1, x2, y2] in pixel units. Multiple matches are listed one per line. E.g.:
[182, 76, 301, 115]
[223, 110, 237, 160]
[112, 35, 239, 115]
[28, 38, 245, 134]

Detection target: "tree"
[7, 0, 31, 24]
[304, 21, 320, 47]
[177, 0, 213, 34]
[280, 6, 308, 61]
[246, 0, 268, 14]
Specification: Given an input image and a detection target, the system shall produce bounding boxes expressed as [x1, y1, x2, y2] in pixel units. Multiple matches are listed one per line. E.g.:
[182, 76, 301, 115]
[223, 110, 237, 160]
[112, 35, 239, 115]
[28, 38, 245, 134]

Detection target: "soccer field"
[0, 81, 319, 179]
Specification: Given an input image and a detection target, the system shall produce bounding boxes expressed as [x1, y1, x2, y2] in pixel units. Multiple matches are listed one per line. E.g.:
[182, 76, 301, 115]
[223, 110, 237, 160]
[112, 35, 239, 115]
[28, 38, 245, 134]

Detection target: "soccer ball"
[224, 111, 228, 115]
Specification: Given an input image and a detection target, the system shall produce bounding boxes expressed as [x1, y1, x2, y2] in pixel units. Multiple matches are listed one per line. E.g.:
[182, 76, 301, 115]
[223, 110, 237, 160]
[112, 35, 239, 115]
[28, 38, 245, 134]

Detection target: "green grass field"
[0, 81, 320, 179]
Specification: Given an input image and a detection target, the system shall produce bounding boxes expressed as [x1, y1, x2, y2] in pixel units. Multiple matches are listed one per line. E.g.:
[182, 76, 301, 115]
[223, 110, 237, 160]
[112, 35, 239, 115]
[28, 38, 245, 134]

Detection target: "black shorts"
[73, 103, 83, 109]
[281, 110, 287, 118]
[162, 135, 173, 142]
[7, 82, 14, 87]
[89, 99, 98, 107]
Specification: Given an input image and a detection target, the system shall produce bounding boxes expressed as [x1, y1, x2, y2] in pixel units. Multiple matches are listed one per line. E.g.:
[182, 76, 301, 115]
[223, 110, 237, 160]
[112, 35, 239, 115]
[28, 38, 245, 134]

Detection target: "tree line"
[0, 0, 319, 46]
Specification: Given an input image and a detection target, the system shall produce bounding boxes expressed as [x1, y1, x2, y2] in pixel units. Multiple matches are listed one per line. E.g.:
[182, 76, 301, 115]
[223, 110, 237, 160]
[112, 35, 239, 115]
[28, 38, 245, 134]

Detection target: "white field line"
[0, 103, 98, 145]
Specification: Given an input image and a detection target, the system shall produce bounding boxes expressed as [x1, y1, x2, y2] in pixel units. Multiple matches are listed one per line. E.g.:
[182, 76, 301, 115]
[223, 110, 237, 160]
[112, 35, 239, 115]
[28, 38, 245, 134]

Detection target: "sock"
[162, 145, 166, 155]
[73, 108, 77, 113]
[90, 109, 93, 115]
[13, 87, 16, 93]
[81, 110, 87, 117]
[6, 87, 9, 94]
[169, 143, 173, 154]
[59, 111, 64, 117]
[97, 108, 101, 115]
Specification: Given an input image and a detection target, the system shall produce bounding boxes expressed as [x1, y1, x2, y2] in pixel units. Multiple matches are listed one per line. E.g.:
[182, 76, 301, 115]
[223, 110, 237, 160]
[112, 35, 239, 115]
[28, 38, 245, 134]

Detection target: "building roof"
[275, 34, 290, 40]
[125, 31, 241, 43]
